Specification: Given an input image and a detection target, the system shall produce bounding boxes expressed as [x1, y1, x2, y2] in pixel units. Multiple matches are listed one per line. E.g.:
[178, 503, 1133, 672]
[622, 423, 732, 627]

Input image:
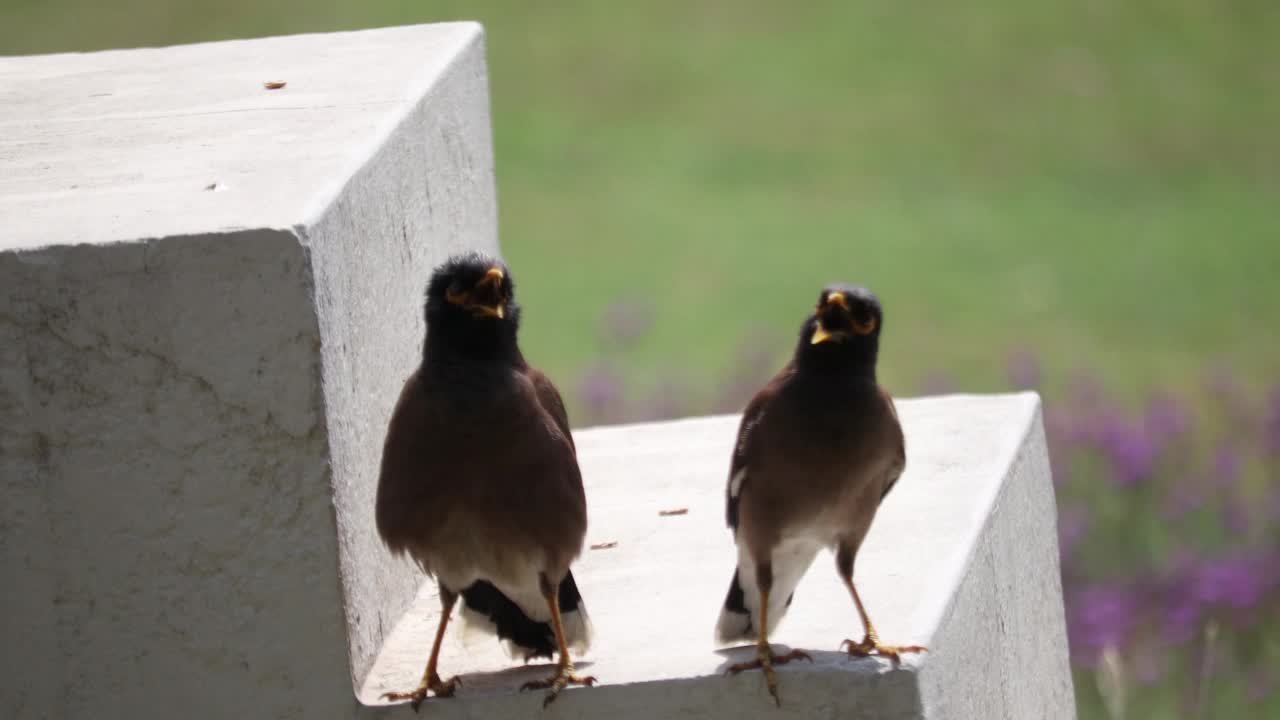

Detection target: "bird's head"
[424, 252, 521, 358]
[797, 284, 883, 372]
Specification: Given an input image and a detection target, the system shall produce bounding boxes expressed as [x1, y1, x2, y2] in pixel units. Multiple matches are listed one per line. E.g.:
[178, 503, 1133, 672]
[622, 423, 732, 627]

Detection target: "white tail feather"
[715, 538, 823, 645]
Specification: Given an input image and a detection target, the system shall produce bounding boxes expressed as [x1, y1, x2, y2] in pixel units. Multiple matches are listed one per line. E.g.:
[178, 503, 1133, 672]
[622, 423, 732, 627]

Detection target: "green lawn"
[5, 3, 1279, 717]
[5, 0, 1276, 409]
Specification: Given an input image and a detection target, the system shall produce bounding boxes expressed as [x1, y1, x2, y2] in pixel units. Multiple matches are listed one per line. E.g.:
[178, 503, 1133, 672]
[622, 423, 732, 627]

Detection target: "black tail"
[715, 567, 797, 645]
[458, 571, 589, 660]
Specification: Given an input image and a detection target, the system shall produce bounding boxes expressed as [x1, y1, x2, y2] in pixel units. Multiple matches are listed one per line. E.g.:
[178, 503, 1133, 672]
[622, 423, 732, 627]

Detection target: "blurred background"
[4, 1, 1277, 717]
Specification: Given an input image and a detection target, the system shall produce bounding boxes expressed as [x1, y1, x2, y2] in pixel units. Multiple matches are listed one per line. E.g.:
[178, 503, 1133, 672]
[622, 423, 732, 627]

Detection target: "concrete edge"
[4, 224, 306, 260]
[909, 391, 1044, 645]
[295, 22, 485, 237]
[0, 21, 484, 61]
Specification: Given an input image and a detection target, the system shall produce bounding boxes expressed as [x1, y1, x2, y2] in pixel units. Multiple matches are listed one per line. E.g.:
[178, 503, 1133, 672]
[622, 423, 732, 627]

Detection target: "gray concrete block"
[0, 23, 497, 718]
[364, 394, 1076, 719]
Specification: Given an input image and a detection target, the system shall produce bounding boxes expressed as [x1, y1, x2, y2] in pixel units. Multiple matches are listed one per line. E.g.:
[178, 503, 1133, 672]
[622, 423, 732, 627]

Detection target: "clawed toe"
[381, 674, 461, 711]
[726, 645, 813, 706]
[840, 637, 927, 666]
[725, 647, 812, 676]
[381, 689, 428, 712]
[520, 666, 595, 707]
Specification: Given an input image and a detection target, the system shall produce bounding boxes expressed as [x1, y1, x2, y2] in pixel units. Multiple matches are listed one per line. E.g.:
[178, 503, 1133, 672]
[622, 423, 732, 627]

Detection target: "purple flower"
[1220, 493, 1250, 534]
[1160, 594, 1201, 647]
[1191, 555, 1266, 611]
[1006, 348, 1041, 389]
[1156, 556, 1204, 646]
[1100, 417, 1158, 487]
[1066, 584, 1139, 665]
[1211, 444, 1241, 488]
[1154, 551, 1279, 643]
[578, 363, 625, 425]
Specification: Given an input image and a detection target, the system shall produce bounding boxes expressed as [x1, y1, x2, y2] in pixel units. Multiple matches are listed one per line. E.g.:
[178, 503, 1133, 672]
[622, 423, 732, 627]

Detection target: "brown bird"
[375, 253, 594, 709]
[716, 284, 925, 705]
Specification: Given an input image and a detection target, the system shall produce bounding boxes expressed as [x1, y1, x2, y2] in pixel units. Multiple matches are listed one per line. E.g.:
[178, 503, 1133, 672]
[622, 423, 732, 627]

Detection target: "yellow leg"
[382, 590, 462, 710]
[838, 575, 926, 665]
[725, 588, 812, 706]
[519, 580, 597, 707]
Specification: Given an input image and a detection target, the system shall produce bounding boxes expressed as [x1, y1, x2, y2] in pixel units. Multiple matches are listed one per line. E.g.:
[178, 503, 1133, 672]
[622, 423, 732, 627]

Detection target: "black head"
[423, 252, 522, 362]
[796, 284, 883, 374]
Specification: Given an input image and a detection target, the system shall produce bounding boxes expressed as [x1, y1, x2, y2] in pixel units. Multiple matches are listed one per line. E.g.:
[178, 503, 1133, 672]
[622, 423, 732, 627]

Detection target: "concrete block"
[1, 23, 497, 718]
[365, 393, 1076, 719]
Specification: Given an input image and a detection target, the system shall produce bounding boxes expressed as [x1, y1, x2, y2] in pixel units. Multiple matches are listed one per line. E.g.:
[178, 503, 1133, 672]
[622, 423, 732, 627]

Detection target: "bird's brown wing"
[726, 366, 791, 530]
[375, 368, 444, 558]
[520, 365, 588, 559]
[877, 386, 907, 501]
[526, 366, 576, 452]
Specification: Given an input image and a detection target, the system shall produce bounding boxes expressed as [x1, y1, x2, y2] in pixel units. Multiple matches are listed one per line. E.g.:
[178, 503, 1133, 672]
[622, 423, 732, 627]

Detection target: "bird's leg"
[725, 566, 812, 706]
[382, 587, 463, 711]
[837, 552, 926, 665]
[520, 574, 596, 707]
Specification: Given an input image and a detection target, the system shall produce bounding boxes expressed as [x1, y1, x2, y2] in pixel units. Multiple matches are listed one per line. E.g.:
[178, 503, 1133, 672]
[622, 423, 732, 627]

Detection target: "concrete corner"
[1, 23, 497, 718]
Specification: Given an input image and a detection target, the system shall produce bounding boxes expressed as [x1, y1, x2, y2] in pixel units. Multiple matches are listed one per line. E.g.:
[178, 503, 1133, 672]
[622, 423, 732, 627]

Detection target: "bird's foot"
[840, 634, 927, 666]
[725, 644, 813, 706]
[381, 672, 462, 711]
[520, 663, 596, 708]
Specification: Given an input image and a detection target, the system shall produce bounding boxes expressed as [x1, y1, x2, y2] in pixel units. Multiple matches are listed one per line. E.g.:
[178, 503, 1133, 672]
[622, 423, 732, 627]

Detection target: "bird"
[715, 284, 925, 705]
[375, 252, 595, 709]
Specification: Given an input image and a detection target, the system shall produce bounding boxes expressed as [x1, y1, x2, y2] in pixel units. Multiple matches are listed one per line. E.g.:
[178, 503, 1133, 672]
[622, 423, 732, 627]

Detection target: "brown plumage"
[716, 284, 924, 705]
[376, 252, 594, 709]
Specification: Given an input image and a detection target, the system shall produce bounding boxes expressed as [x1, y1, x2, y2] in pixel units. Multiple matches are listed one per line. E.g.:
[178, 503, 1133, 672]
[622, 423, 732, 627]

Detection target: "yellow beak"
[471, 267, 506, 317]
[811, 324, 836, 344]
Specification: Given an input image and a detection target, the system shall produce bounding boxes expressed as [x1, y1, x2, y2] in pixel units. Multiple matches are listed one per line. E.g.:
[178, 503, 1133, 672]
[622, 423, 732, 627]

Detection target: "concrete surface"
[0, 23, 497, 718]
[364, 393, 1077, 719]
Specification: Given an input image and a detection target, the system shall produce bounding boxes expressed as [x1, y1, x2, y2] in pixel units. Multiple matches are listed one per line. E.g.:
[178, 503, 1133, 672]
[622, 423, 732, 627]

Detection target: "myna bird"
[715, 285, 925, 705]
[376, 252, 594, 709]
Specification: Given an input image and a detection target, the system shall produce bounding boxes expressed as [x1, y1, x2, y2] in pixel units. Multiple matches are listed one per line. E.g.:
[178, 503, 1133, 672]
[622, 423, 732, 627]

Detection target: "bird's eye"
[445, 281, 469, 305]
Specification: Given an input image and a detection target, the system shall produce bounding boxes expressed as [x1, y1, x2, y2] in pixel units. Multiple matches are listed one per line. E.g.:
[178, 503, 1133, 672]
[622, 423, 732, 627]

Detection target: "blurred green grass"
[4, 0, 1276, 411]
